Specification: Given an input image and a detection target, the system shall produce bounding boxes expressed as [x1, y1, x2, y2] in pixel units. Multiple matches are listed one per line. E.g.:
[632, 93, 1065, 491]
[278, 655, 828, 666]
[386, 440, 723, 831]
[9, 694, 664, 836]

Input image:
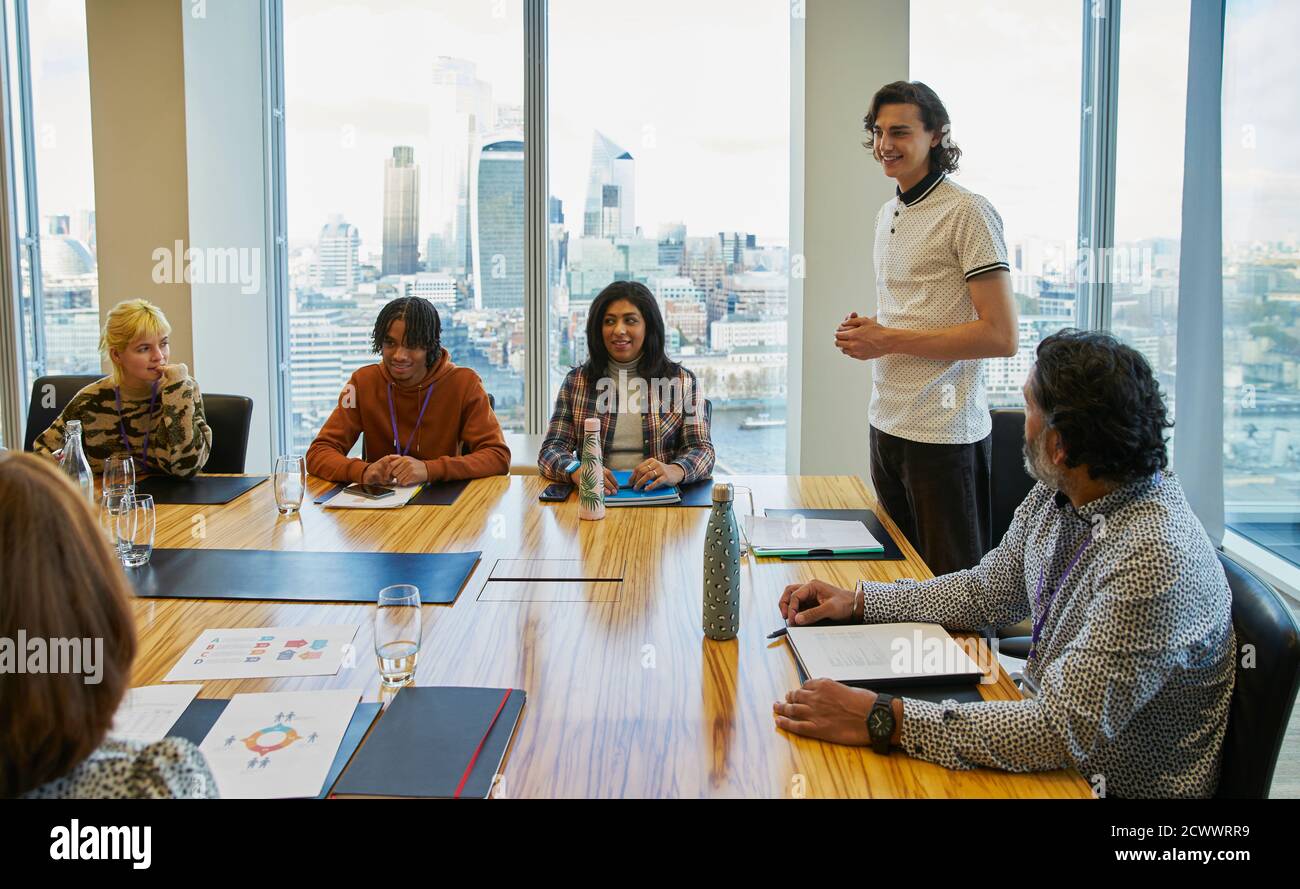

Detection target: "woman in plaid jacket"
[539, 281, 715, 491]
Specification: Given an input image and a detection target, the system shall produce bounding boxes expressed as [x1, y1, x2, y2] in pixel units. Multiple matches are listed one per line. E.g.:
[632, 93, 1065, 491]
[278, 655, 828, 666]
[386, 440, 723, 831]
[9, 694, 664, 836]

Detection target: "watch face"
[868, 707, 895, 737]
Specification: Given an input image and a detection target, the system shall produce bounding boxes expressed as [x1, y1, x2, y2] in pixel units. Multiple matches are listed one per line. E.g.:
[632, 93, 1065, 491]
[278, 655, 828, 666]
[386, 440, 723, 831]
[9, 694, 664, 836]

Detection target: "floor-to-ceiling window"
[280, 0, 525, 454]
[547, 0, 790, 473]
[1223, 0, 1300, 568]
[910, 0, 1083, 408]
[5, 0, 100, 397]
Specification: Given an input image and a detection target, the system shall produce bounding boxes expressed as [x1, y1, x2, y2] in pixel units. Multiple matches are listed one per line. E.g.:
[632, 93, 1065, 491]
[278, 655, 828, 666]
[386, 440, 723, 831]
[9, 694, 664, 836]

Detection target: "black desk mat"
[137, 475, 268, 505]
[128, 548, 481, 604]
[761, 508, 906, 561]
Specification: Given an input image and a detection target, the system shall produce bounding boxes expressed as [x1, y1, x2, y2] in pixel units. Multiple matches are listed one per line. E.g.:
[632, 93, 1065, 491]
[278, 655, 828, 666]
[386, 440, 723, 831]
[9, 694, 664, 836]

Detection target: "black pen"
[766, 626, 789, 639]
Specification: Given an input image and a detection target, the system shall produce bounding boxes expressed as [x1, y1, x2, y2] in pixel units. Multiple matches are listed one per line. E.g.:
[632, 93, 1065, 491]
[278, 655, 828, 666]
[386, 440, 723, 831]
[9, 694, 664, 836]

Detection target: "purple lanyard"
[115, 381, 160, 470]
[387, 383, 434, 457]
[1029, 534, 1092, 659]
[1029, 471, 1163, 660]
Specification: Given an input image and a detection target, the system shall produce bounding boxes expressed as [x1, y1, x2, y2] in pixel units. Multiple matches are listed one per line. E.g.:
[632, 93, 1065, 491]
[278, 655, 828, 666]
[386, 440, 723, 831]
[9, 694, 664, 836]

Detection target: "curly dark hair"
[862, 80, 961, 175]
[371, 296, 443, 368]
[1029, 329, 1173, 484]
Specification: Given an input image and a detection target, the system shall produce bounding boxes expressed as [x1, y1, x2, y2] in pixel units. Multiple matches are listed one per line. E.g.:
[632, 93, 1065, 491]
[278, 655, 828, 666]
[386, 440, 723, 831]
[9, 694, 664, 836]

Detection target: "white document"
[323, 484, 422, 509]
[199, 689, 360, 799]
[110, 684, 202, 744]
[746, 516, 883, 552]
[787, 622, 984, 684]
[163, 625, 360, 682]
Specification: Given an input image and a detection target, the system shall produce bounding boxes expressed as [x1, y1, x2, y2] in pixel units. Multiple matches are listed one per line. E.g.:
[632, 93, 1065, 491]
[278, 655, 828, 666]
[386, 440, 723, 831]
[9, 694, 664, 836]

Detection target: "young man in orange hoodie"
[306, 296, 510, 485]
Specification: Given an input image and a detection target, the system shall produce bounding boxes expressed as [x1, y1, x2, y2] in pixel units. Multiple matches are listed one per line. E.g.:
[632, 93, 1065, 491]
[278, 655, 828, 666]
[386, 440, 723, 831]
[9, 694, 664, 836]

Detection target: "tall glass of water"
[99, 490, 130, 556]
[116, 493, 156, 568]
[104, 452, 136, 496]
[273, 455, 305, 515]
[375, 584, 421, 687]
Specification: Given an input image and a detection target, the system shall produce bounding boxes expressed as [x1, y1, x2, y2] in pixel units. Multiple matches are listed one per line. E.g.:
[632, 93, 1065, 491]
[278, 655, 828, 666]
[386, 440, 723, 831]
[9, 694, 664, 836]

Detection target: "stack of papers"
[745, 515, 883, 556]
[323, 484, 423, 510]
[604, 470, 680, 506]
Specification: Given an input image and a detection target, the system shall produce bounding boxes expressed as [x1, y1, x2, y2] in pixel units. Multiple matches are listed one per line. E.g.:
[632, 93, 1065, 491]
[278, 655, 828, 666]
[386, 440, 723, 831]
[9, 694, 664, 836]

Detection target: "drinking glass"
[274, 455, 306, 515]
[116, 493, 156, 568]
[99, 490, 130, 556]
[103, 452, 136, 496]
[374, 584, 422, 687]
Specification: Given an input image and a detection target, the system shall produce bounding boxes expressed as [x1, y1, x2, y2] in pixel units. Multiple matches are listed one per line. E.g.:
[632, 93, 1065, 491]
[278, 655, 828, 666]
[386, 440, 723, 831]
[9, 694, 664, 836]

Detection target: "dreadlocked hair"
[371, 296, 443, 368]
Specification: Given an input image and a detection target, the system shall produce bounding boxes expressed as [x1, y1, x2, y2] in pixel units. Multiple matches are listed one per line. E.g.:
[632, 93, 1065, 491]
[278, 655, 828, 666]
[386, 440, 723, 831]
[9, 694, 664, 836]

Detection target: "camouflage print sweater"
[33, 366, 213, 478]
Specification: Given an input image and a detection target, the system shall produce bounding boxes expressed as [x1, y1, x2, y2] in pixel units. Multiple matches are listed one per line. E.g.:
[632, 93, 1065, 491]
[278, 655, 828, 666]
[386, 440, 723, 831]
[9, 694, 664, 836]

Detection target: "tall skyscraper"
[582, 132, 636, 238]
[317, 216, 360, 289]
[429, 58, 495, 276]
[472, 135, 525, 310]
[383, 146, 420, 276]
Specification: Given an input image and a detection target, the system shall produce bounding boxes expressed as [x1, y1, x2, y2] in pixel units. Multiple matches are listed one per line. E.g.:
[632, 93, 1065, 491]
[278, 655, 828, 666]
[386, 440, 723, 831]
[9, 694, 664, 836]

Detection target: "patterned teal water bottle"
[703, 482, 741, 640]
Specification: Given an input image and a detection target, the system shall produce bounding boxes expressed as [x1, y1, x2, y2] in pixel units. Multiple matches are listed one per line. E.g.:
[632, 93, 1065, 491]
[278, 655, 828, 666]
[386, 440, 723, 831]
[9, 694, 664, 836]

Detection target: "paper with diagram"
[199, 689, 360, 799]
[163, 625, 360, 681]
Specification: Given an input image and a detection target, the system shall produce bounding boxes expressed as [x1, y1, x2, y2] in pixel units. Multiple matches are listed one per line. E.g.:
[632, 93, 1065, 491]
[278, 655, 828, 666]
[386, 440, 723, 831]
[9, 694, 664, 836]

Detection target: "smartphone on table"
[539, 483, 572, 502]
[342, 483, 396, 500]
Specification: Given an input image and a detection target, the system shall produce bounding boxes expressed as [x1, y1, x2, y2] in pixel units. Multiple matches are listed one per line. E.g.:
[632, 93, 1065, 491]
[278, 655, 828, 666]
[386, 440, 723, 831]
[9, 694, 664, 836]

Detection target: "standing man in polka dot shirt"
[836, 81, 1018, 576]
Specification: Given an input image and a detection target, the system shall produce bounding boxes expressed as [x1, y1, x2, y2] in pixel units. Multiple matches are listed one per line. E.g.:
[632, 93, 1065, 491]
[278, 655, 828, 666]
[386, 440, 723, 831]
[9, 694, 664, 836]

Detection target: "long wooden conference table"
[130, 473, 1093, 799]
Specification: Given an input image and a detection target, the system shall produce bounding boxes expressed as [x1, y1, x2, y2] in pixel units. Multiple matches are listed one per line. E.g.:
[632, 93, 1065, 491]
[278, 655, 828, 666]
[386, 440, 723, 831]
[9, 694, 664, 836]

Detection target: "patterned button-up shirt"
[858, 471, 1235, 798]
[539, 364, 715, 483]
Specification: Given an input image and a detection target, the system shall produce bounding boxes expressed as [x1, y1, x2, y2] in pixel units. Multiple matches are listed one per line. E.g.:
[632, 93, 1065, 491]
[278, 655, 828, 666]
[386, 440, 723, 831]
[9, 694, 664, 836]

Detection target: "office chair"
[202, 393, 254, 473]
[990, 408, 1036, 650]
[1215, 552, 1300, 798]
[23, 374, 101, 452]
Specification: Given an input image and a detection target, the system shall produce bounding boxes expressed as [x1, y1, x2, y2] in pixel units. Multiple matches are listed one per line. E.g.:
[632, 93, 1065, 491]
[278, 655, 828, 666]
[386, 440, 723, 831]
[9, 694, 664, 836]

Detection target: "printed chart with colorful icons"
[196, 634, 331, 665]
[164, 625, 360, 682]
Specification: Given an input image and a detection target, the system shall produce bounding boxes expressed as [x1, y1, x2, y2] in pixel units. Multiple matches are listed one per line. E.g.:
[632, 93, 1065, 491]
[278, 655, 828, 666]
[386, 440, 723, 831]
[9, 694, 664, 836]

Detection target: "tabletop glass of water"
[103, 452, 136, 495]
[273, 455, 305, 514]
[99, 490, 130, 555]
[375, 584, 421, 688]
[115, 493, 155, 568]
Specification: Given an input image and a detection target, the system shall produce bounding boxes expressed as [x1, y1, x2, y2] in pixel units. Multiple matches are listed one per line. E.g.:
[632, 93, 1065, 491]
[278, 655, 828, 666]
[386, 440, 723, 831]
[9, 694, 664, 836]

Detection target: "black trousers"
[869, 425, 993, 577]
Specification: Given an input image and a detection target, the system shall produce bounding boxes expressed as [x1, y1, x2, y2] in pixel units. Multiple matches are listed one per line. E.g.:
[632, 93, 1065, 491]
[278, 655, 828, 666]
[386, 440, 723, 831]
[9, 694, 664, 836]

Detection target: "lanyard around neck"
[1029, 534, 1092, 660]
[387, 382, 435, 458]
[115, 380, 160, 469]
[1029, 471, 1165, 660]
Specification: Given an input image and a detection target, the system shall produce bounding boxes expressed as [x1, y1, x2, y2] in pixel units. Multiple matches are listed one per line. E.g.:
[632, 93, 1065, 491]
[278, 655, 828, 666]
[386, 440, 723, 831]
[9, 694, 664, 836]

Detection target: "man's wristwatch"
[563, 459, 581, 474]
[866, 692, 896, 755]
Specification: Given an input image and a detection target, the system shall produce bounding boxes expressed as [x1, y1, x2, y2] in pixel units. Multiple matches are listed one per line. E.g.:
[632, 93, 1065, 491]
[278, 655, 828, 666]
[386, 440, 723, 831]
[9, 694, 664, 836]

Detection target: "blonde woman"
[34, 299, 212, 477]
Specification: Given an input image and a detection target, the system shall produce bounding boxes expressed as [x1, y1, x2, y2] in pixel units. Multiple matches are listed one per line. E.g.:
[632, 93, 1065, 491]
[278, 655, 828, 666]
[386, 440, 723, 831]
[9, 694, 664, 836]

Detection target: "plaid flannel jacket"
[538, 364, 715, 482]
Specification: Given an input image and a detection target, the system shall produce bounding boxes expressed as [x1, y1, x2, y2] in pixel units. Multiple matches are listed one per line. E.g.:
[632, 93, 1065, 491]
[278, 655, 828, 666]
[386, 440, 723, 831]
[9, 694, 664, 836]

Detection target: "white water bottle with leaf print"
[578, 417, 605, 521]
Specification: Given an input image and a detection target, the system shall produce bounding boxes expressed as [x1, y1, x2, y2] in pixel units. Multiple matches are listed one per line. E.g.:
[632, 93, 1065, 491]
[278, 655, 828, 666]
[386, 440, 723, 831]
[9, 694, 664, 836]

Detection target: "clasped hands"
[834, 311, 893, 361]
[362, 454, 429, 486]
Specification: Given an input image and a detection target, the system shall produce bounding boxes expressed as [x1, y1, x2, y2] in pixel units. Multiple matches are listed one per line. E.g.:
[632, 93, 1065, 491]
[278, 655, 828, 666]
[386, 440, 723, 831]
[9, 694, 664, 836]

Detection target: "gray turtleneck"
[605, 356, 645, 471]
